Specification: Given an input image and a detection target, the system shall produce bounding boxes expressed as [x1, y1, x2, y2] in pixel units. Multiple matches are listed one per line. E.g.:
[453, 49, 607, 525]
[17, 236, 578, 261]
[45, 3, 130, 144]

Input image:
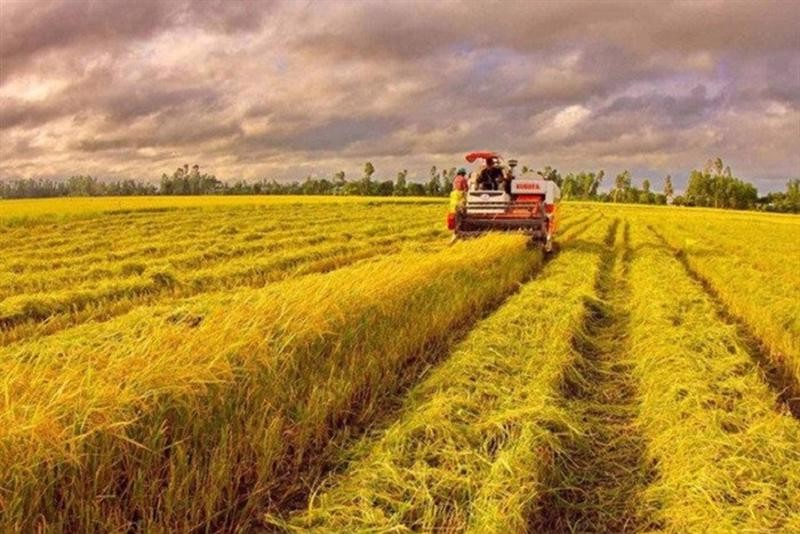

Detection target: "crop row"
[0, 218, 438, 296]
[647, 216, 800, 400]
[2, 208, 592, 345]
[0, 234, 539, 532]
[0, 194, 442, 225]
[270, 220, 610, 532]
[627, 223, 800, 531]
[0, 226, 449, 345]
[663, 213, 799, 286]
[2, 206, 271, 257]
[0, 198, 359, 245]
[3, 203, 442, 267]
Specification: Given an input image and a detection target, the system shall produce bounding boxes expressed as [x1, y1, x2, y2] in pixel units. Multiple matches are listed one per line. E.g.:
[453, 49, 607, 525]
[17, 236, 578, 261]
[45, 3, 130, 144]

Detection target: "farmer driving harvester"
[477, 157, 504, 191]
[447, 151, 561, 251]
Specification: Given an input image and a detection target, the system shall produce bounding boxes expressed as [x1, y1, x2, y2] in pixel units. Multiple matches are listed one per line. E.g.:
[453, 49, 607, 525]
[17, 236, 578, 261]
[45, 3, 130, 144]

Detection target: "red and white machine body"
[448, 152, 561, 250]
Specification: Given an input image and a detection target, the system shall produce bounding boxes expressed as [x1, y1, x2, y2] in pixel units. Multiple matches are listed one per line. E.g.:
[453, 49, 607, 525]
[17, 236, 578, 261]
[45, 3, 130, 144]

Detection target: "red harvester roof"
[465, 151, 500, 163]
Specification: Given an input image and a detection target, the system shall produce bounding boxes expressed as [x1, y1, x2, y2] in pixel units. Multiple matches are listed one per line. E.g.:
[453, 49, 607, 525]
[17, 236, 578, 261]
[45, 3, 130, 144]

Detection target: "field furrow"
[648, 225, 800, 416]
[268, 219, 611, 532]
[626, 224, 800, 532]
[531, 220, 655, 533]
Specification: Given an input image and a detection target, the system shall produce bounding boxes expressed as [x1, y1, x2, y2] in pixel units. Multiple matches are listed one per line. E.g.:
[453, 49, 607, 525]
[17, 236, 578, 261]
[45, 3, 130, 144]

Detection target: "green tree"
[639, 179, 654, 204]
[613, 170, 631, 202]
[686, 158, 757, 209]
[584, 170, 603, 199]
[560, 170, 603, 200]
[786, 179, 800, 211]
[361, 162, 375, 195]
[333, 170, 346, 194]
[376, 180, 395, 196]
[537, 165, 563, 187]
[663, 174, 674, 202]
[406, 181, 426, 196]
[427, 165, 442, 196]
[442, 167, 455, 195]
[394, 170, 408, 196]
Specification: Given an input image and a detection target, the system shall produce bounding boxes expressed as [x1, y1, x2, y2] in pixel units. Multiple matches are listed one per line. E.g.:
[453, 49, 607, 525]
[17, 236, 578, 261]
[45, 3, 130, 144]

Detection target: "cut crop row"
[0, 234, 537, 532]
[0, 199, 343, 246]
[1, 218, 438, 297]
[4, 203, 440, 268]
[626, 224, 800, 532]
[648, 219, 800, 403]
[268, 220, 611, 532]
[2, 207, 591, 339]
[0, 194, 441, 225]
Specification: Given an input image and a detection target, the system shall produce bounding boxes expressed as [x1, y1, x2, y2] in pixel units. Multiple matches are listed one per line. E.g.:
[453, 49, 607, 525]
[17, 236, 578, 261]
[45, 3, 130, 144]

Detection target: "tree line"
[526, 158, 798, 213]
[2, 160, 798, 213]
[0, 163, 456, 200]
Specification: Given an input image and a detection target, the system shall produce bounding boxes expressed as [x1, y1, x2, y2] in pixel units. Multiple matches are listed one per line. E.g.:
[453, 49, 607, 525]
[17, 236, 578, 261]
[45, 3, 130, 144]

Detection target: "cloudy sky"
[1, 0, 798, 191]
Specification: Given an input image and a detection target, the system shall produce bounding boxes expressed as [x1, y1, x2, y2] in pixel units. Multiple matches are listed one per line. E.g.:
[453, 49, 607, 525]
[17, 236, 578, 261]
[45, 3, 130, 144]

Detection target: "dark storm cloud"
[75, 120, 243, 153]
[239, 116, 403, 154]
[1, 0, 798, 190]
[595, 86, 725, 130]
[1, 82, 223, 131]
[0, 0, 172, 67]
[0, 0, 272, 77]
[294, 1, 799, 60]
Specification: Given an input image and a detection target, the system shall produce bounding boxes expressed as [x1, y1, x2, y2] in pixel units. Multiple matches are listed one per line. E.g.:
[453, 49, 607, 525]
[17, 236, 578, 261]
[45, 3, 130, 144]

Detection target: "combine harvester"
[447, 151, 561, 251]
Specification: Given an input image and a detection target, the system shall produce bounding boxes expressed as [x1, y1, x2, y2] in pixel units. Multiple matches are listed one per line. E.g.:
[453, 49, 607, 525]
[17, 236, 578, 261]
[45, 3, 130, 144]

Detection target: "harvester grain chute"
[447, 151, 561, 251]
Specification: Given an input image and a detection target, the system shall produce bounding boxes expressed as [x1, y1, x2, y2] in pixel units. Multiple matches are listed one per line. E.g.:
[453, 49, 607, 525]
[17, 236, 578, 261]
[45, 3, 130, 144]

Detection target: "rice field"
[1, 196, 798, 532]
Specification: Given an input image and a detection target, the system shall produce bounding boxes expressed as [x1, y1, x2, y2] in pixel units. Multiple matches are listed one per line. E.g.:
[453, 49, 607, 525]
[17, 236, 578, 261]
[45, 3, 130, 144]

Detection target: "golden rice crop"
[3, 196, 797, 533]
[646, 212, 800, 397]
[268, 219, 609, 532]
[0, 231, 538, 531]
[627, 223, 800, 532]
[0, 194, 445, 223]
[2, 203, 438, 265]
[0, 204, 449, 345]
[0, 224, 444, 324]
[0, 201, 595, 347]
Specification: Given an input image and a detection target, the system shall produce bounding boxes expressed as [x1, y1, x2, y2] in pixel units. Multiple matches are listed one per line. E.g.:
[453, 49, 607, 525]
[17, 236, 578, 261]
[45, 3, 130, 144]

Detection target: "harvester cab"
[447, 151, 561, 252]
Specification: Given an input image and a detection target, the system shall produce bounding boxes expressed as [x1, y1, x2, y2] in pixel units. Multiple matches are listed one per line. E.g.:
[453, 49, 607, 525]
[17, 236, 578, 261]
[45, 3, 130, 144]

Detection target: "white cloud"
[536, 105, 592, 140]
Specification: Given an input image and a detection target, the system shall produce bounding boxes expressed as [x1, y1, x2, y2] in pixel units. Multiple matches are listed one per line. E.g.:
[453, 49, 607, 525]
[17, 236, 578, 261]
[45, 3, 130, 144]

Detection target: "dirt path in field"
[647, 226, 800, 420]
[531, 220, 657, 533]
